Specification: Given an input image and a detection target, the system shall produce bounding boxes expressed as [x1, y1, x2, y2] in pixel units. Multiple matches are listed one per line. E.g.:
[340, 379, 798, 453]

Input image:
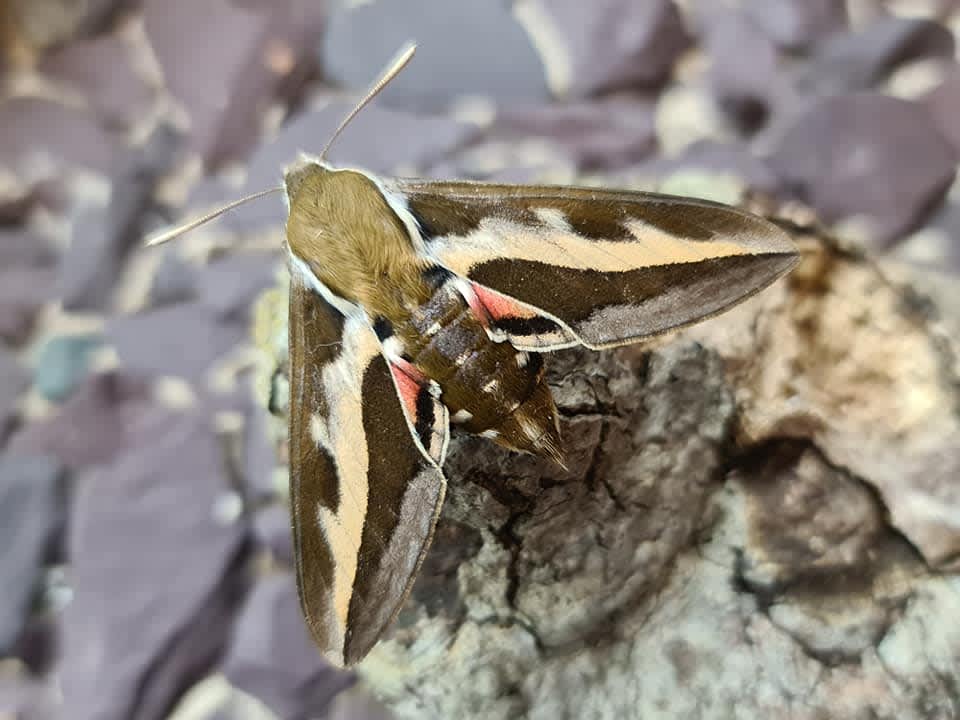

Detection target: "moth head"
[283, 155, 330, 206]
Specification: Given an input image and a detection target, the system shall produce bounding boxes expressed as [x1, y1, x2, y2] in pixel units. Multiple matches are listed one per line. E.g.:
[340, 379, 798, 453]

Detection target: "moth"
[149, 45, 799, 666]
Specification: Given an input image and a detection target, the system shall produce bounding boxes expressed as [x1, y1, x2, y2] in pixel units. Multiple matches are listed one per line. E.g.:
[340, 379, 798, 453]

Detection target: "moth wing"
[393, 179, 799, 350]
[387, 358, 449, 466]
[287, 274, 446, 666]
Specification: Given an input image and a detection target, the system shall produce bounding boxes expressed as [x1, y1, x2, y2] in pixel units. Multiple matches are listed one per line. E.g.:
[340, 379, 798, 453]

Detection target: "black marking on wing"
[492, 315, 565, 339]
[414, 386, 436, 450]
[373, 316, 394, 340]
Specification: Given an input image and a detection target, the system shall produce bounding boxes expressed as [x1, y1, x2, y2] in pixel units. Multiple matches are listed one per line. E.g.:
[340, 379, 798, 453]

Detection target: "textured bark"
[258, 221, 960, 720]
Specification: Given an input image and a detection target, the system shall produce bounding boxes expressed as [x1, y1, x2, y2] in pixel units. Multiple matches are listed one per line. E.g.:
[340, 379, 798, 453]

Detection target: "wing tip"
[737, 210, 802, 260]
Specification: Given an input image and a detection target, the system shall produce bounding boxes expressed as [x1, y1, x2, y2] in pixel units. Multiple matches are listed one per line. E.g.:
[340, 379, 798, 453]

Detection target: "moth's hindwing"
[386, 356, 449, 466]
[287, 274, 447, 666]
[395, 180, 800, 350]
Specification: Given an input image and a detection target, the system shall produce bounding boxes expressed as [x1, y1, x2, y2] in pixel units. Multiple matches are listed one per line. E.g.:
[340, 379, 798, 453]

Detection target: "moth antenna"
[144, 186, 284, 247]
[318, 42, 416, 162]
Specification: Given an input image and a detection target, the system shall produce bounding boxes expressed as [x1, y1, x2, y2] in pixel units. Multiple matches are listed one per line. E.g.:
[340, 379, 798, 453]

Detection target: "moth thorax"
[284, 166, 430, 317]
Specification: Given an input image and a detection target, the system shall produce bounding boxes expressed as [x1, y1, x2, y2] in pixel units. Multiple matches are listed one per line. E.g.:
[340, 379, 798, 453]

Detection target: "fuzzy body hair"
[285, 165, 432, 323]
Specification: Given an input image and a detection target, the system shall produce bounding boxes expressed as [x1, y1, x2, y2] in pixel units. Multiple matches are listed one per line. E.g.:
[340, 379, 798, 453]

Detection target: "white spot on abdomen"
[520, 417, 541, 440]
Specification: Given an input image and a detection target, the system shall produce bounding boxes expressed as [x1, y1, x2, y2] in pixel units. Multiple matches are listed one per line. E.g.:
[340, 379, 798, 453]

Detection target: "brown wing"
[392, 179, 799, 350]
[287, 273, 446, 666]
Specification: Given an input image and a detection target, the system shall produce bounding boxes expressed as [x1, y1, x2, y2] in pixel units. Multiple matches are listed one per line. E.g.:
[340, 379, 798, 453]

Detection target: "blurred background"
[1, 0, 959, 718]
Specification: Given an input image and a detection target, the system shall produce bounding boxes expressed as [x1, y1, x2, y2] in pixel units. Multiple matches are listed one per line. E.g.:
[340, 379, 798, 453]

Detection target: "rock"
[243, 401, 281, 503]
[0, 190, 34, 225]
[493, 98, 657, 171]
[0, 97, 118, 181]
[0, 672, 60, 720]
[3, 0, 135, 53]
[12, 613, 58, 674]
[734, 440, 919, 664]
[0, 229, 58, 268]
[894, 188, 960, 273]
[198, 252, 279, 321]
[148, 250, 199, 307]
[107, 302, 247, 384]
[144, 0, 270, 169]
[57, 209, 120, 313]
[326, 686, 393, 720]
[166, 675, 279, 720]
[653, 81, 730, 157]
[33, 333, 103, 403]
[768, 93, 956, 247]
[59, 124, 181, 312]
[922, 66, 960, 159]
[701, 8, 790, 134]
[694, 231, 960, 570]
[796, 16, 955, 96]
[0, 346, 29, 440]
[743, 0, 847, 51]
[40, 31, 154, 132]
[516, 0, 691, 98]
[0, 308, 36, 347]
[322, 0, 548, 108]
[0, 266, 58, 345]
[233, 0, 329, 102]
[254, 98, 475, 178]
[637, 140, 782, 195]
[60, 409, 250, 720]
[145, 0, 326, 169]
[0, 454, 67, 658]
[8, 372, 154, 471]
[252, 504, 292, 565]
[223, 574, 353, 718]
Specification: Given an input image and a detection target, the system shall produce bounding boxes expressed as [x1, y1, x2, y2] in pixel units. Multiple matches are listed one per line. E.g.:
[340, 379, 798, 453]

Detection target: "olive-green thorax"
[285, 165, 431, 321]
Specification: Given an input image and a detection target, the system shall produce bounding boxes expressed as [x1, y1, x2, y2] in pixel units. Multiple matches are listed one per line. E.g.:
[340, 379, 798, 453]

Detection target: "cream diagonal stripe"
[312, 315, 381, 632]
[427, 215, 757, 275]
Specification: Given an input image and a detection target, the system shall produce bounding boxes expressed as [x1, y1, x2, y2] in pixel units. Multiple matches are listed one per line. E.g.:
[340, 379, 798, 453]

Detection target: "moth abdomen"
[385, 271, 562, 462]
[485, 376, 563, 462]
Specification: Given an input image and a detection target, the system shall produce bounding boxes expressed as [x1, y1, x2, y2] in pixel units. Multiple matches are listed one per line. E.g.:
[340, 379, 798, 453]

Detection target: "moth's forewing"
[287, 274, 446, 666]
[395, 180, 799, 350]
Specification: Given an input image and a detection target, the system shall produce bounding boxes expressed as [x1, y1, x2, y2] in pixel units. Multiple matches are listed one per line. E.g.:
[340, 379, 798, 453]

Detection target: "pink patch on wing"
[389, 362, 422, 422]
[470, 283, 537, 321]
